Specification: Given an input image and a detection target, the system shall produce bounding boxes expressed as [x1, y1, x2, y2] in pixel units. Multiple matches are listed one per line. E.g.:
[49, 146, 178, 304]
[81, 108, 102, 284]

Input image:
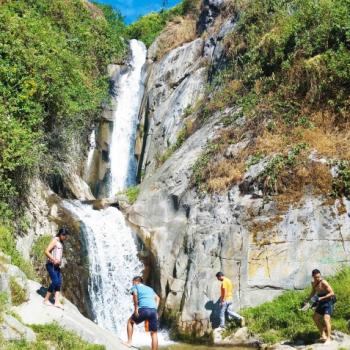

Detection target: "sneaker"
[240, 317, 245, 327]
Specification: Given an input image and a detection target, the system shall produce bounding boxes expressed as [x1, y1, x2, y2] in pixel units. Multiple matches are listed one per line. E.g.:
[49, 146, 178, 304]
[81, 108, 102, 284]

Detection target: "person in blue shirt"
[125, 276, 160, 350]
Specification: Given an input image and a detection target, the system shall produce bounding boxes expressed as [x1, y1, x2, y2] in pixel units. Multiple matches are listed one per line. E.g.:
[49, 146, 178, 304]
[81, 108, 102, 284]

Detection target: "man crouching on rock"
[308, 269, 336, 343]
[125, 276, 160, 350]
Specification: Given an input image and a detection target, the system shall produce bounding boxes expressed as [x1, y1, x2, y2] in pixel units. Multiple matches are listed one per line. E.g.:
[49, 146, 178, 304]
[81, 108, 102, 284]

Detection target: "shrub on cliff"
[126, 4, 183, 47]
[194, 0, 350, 198]
[0, 0, 126, 220]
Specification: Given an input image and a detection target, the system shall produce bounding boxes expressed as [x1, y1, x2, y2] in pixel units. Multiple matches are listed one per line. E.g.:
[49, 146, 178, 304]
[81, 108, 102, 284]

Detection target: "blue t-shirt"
[131, 284, 157, 309]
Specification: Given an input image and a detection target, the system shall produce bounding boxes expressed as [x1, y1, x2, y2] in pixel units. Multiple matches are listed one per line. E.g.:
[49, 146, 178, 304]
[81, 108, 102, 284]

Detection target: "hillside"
[0, 0, 349, 348]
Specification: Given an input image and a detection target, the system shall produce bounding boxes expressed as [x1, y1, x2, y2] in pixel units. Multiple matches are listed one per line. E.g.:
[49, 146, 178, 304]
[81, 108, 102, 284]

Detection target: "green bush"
[238, 268, 350, 344]
[123, 186, 140, 204]
[126, 4, 183, 47]
[31, 235, 53, 265]
[332, 161, 350, 199]
[0, 0, 126, 220]
[32, 323, 105, 350]
[220, 0, 350, 117]
[0, 224, 36, 279]
[9, 277, 27, 306]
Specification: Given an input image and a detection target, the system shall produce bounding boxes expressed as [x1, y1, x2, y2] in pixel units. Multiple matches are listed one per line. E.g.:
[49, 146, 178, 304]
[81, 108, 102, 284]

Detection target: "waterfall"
[63, 40, 152, 339]
[62, 201, 143, 334]
[109, 39, 147, 195]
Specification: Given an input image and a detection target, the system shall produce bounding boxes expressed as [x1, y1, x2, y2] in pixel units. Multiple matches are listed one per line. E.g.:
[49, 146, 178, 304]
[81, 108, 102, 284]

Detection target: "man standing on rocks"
[125, 276, 160, 350]
[308, 269, 336, 344]
[216, 272, 245, 329]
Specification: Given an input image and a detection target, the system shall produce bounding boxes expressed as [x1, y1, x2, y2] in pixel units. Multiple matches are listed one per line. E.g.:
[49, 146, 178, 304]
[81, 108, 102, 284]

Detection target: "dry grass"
[207, 160, 243, 192]
[81, 0, 104, 19]
[152, 16, 197, 60]
[249, 215, 284, 245]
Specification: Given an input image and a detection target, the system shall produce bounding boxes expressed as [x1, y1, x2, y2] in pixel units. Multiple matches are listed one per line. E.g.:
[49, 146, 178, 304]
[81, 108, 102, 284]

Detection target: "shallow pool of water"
[142, 345, 252, 350]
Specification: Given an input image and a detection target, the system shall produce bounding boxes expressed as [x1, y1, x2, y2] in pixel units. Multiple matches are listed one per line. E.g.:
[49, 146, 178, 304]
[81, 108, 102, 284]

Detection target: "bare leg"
[54, 291, 64, 309]
[125, 318, 134, 346]
[151, 331, 158, 350]
[43, 291, 52, 306]
[323, 315, 331, 341]
[313, 313, 326, 340]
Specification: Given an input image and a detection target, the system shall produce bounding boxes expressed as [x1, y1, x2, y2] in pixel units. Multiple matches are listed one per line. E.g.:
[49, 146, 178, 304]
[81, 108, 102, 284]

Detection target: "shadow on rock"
[205, 299, 221, 329]
[36, 286, 47, 298]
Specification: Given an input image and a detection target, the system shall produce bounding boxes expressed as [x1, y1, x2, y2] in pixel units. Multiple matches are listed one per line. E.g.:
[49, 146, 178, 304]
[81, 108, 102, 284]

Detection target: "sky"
[94, 0, 181, 24]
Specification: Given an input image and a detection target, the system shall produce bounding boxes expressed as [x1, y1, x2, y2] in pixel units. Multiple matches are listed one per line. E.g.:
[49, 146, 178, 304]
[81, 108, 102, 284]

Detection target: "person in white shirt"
[43, 227, 69, 309]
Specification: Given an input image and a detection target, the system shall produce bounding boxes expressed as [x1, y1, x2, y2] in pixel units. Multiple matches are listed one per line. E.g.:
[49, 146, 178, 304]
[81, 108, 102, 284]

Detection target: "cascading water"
[62, 201, 143, 333]
[63, 40, 167, 344]
[109, 39, 147, 195]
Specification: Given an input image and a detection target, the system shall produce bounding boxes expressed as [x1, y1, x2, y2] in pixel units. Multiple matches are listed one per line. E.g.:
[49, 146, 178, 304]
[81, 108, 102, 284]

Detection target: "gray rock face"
[1, 314, 36, 342]
[16, 178, 58, 260]
[198, 0, 227, 34]
[129, 27, 350, 336]
[138, 38, 207, 177]
[130, 108, 350, 336]
[126, 14, 349, 338]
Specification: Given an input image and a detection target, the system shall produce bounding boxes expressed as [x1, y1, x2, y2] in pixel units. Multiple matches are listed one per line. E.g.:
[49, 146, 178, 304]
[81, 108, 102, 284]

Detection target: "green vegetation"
[332, 161, 350, 199]
[191, 143, 220, 190]
[157, 121, 194, 165]
[260, 143, 309, 194]
[0, 225, 36, 279]
[193, 0, 350, 195]
[228, 268, 350, 344]
[0, 0, 126, 221]
[32, 323, 105, 350]
[31, 235, 52, 265]
[9, 277, 27, 306]
[0, 323, 105, 350]
[123, 186, 140, 204]
[0, 292, 9, 322]
[126, 5, 183, 47]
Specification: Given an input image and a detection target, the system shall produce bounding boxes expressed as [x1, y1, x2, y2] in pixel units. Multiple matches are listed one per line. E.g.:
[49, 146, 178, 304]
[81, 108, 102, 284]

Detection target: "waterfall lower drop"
[63, 40, 172, 346]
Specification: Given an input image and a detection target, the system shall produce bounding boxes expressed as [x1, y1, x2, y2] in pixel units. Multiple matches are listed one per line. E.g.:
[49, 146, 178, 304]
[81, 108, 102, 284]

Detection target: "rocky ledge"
[0, 252, 130, 350]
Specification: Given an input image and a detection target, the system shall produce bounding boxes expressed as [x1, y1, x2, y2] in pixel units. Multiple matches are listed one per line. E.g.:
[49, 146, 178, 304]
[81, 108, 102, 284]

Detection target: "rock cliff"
[126, 0, 350, 338]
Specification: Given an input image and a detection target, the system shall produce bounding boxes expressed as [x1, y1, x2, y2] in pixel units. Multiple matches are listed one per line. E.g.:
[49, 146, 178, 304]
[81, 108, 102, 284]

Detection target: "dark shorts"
[131, 308, 158, 332]
[315, 300, 334, 316]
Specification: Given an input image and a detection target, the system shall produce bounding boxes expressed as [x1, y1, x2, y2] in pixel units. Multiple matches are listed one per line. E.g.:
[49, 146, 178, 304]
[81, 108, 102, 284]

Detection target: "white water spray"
[62, 201, 143, 334]
[109, 39, 147, 195]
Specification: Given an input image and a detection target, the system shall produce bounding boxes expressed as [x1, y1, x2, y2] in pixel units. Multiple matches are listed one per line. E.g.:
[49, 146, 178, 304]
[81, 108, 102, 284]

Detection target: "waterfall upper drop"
[109, 39, 147, 196]
[63, 40, 147, 337]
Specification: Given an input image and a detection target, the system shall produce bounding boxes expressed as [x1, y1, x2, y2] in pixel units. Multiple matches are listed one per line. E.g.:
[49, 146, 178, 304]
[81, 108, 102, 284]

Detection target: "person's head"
[216, 271, 224, 281]
[56, 227, 69, 242]
[132, 276, 143, 285]
[312, 269, 321, 282]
